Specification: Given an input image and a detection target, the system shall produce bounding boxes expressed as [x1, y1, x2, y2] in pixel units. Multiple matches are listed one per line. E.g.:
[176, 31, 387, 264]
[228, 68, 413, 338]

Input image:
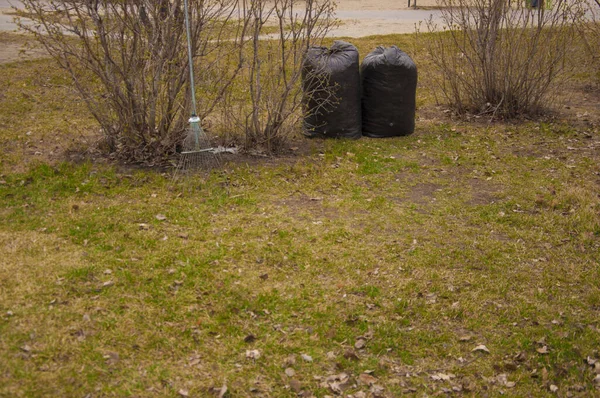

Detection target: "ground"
[1, 9, 600, 398]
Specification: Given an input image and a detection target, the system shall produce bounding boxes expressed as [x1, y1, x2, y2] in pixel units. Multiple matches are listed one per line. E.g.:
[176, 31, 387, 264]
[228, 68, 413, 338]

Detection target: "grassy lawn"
[1, 32, 600, 397]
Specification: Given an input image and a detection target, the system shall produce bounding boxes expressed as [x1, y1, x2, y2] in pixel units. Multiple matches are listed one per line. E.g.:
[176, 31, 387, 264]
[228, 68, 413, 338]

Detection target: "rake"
[174, 0, 220, 175]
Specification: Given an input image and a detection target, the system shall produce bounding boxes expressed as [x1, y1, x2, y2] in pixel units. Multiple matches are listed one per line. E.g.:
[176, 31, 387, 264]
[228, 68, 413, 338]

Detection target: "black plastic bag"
[302, 41, 361, 139]
[361, 46, 417, 138]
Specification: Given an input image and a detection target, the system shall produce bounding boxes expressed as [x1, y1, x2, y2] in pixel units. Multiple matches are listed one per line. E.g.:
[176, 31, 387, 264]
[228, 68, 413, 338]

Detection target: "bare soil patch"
[468, 178, 503, 206]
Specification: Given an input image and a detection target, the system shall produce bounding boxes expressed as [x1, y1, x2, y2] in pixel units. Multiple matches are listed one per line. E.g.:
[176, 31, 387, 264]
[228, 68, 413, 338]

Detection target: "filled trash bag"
[361, 46, 417, 137]
[302, 41, 361, 139]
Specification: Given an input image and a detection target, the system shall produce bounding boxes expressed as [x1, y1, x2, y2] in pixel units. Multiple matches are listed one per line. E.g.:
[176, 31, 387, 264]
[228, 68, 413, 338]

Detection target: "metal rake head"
[174, 117, 221, 175]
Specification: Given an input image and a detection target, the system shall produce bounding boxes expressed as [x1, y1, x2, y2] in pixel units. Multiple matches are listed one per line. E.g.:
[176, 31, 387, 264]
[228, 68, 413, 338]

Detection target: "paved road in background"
[0, 0, 441, 36]
[2, 1, 595, 37]
[0, 0, 28, 32]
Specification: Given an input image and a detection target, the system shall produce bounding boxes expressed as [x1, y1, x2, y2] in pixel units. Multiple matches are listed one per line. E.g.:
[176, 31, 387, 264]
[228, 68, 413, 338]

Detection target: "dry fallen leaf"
[156, 214, 167, 221]
[472, 344, 490, 353]
[324, 373, 351, 394]
[103, 352, 120, 365]
[244, 334, 256, 343]
[355, 338, 367, 349]
[459, 335, 472, 342]
[178, 389, 189, 397]
[431, 373, 453, 381]
[289, 379, 302, 393]
[536, 346, 549, 354]
[504, 360, 518, 371]
[541, 367, 549, 383]
[283, 355, 296, 367]
[217, 384, 228, 398]
[246, 349, 260, 360]
[370, 384, 385, 397]
[549, 384, 558, 393]
[285, 368, 296, 377]
[426, 293, 437, 304]
[496, 373, 515, 388]
[359, 373, 378, 386]
[343, 349, 359, 360]
[301, 353, 313, 362]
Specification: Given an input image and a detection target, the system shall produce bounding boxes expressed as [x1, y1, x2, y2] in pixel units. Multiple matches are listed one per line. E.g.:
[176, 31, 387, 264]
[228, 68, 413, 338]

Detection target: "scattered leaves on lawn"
[321, 373, 351, 395]
[358, 372, 378, 385]
[431, 373, 454, 381]
[155, 214, 167, 221]
[216, 384, 228, 398]
[536, 346, 549, 354]
[245, 350, 260, 360]
[370, 383, 385, 397]
[343, 349, 359, 360]
[472, 345, 490, 353]
[103, 352, 119, 366]
[587, 356, 597, 366]
[289, 379, 302, 393]
[284, 367, 295, 377]
[283, 355, 296, 367]
[355, 338, 367, 349]
[496, 373, 516, 388]
[301, 353, 313, 362]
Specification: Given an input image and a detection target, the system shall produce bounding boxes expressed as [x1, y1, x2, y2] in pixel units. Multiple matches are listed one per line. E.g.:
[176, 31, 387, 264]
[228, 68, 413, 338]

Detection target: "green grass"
[1, 33, 600, 397]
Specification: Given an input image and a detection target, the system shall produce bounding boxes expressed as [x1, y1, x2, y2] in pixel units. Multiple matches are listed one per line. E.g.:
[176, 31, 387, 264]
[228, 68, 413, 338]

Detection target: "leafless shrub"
[18, 0, 246, 164]
[425, 0, 586, 118]
[222, 0, 337, 153]
[578, 0, 600, 82]
[19, 0, 336, 161]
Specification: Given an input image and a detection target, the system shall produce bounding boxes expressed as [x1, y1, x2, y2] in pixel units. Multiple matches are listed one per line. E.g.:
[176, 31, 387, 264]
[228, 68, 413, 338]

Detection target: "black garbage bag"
[361, 46, 417, 138]
[302, 41, 361, 139]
